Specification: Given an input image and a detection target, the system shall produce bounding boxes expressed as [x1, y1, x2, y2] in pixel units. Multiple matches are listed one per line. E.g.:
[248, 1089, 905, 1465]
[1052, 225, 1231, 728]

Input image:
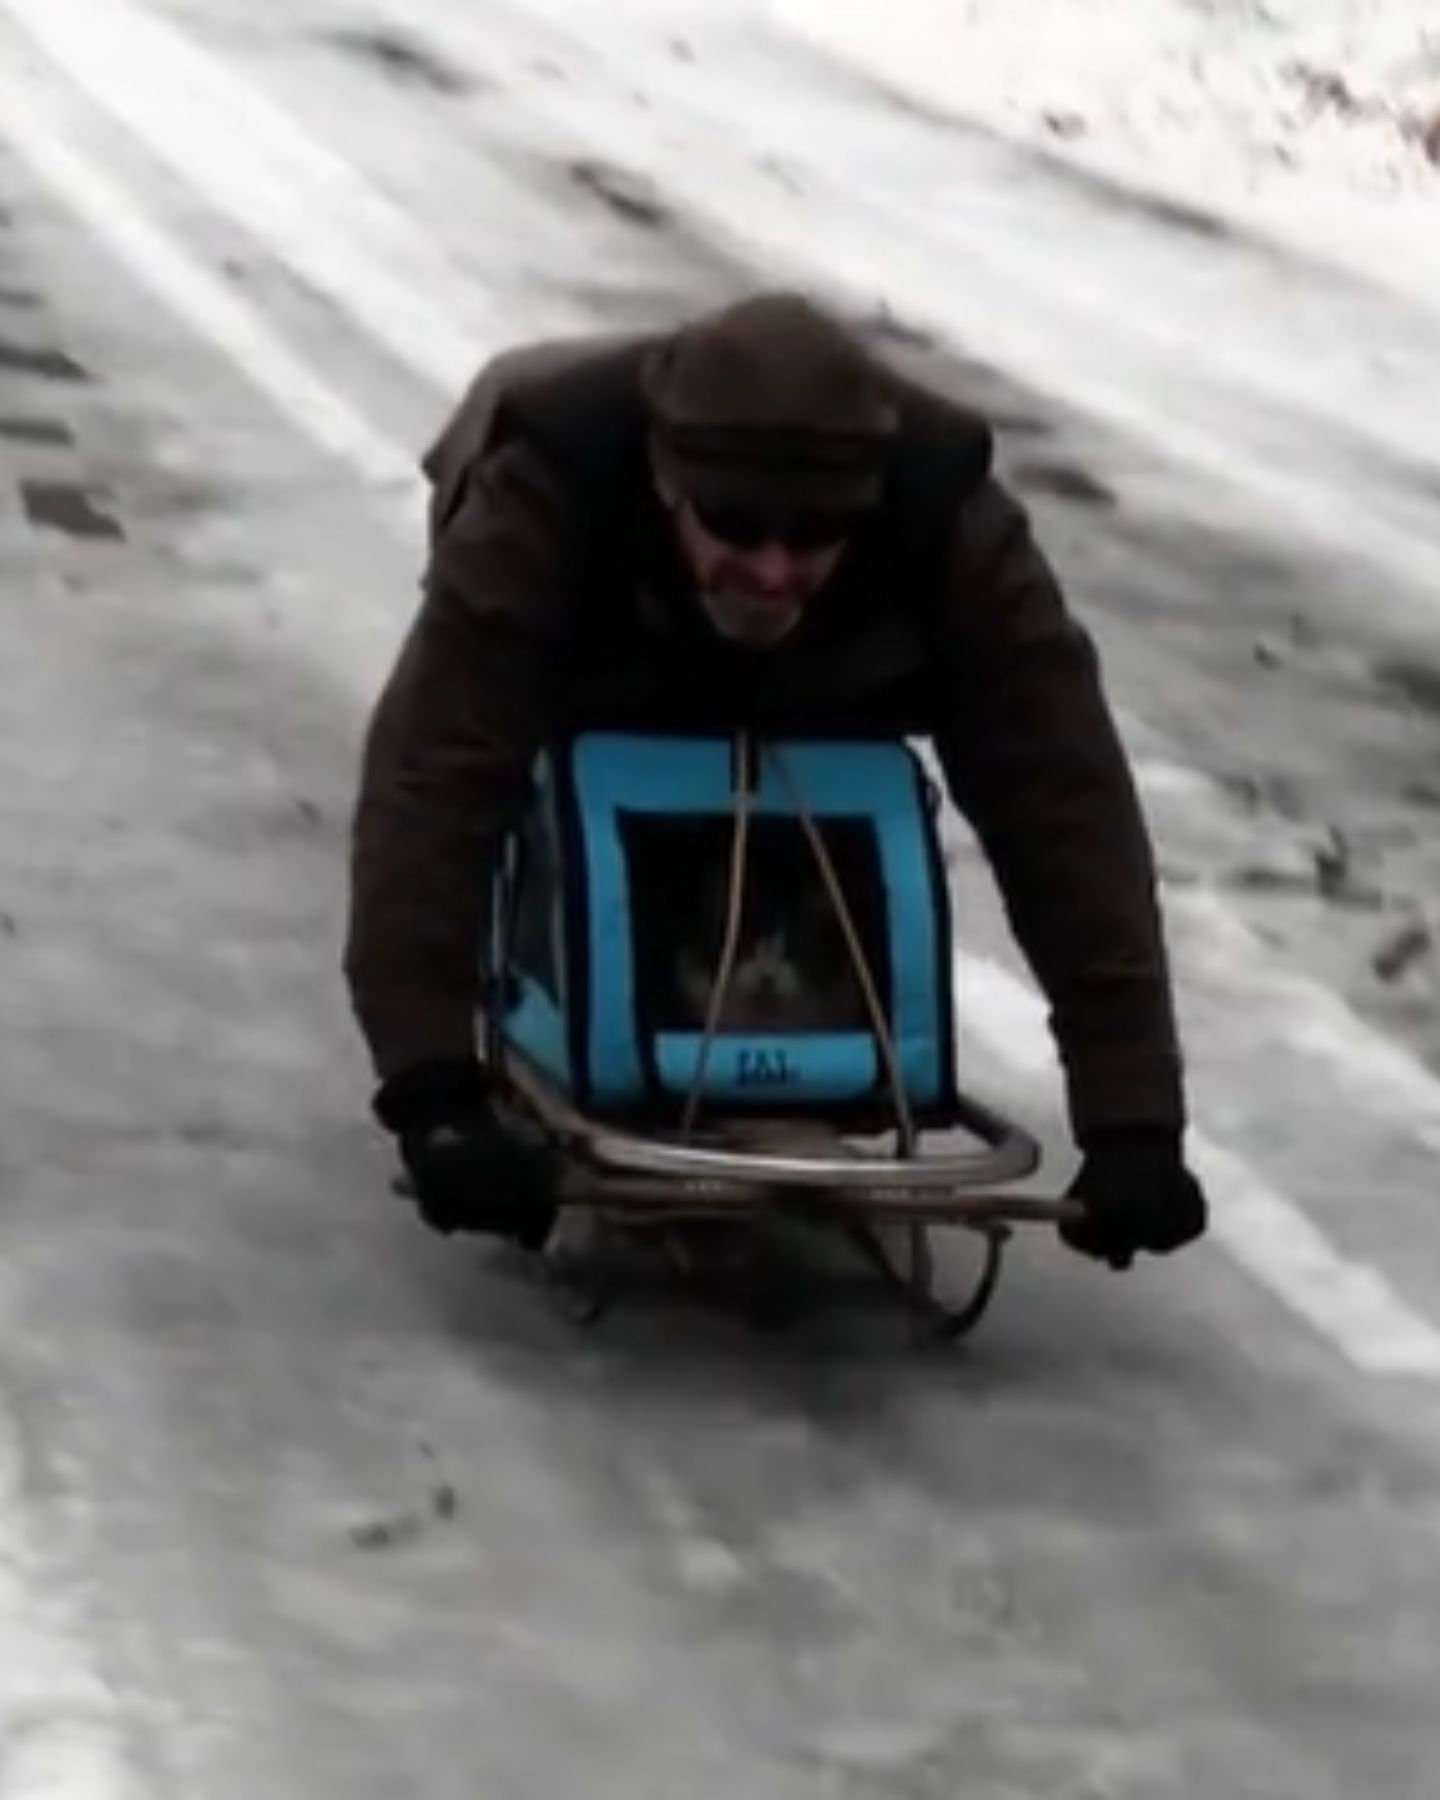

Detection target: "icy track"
[3, 1, 1440, 1795]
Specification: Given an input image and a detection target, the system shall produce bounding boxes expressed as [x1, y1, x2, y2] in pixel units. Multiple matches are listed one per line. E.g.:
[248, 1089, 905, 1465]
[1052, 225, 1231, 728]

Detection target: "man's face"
[670, 494, 854, 648]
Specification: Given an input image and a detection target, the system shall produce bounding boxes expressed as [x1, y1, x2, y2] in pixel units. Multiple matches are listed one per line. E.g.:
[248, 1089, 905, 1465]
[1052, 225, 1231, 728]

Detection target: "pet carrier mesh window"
[489, 734, 957, 1122]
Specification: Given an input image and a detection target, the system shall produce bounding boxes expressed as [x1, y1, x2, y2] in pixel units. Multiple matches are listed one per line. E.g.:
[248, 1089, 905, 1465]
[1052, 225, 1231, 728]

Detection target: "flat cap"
[644, 291, 899, 510]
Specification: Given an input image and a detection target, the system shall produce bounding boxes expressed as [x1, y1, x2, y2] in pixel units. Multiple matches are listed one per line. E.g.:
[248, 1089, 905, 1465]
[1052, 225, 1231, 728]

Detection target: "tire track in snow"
[0, 0, 494, 391]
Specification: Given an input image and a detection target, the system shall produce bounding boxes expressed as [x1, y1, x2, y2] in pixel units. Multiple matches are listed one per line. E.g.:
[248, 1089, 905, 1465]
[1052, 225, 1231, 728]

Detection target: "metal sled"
[481, 730, 1077, 1340]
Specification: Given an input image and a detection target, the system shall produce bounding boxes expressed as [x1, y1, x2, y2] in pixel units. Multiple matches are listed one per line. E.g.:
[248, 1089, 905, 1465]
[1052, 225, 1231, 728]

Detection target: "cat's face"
[674, 914, 861, 1033]
[677, 928, 804, 1027]
[654, 821, 880, 1036]
[731, 931, 806, 1001]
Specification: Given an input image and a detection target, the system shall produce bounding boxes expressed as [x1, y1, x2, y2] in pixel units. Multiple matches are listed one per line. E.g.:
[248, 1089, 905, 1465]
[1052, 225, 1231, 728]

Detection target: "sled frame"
[480, 730, 1077, 1341]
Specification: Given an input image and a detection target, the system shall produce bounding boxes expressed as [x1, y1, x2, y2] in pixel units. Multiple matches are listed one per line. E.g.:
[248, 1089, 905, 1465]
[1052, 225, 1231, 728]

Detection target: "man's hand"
[374, 1059, 557, 1249]
[1060, 1126, 1208, 1271]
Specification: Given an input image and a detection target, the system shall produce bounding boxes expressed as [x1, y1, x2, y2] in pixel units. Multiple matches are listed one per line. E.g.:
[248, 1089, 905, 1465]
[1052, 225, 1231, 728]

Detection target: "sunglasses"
[689, 497, 865, 553]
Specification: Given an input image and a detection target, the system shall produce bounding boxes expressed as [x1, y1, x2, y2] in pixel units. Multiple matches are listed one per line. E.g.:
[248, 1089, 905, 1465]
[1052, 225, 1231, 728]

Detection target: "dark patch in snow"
[1253, 613, 1330, 673]
[350, 1451, 458, 1549]
[1313, 828, 1383, 907]
[323, 27, 476, 96]
[1373, 658, 1440, 719]
[1253, 637, 1284, 670]
[0, 415, 75, 446]
[1010, 459, 1118, 509]
[1238, 862, 1379, 909]
[758, 153, 806, 195]
[20, 481, 124, 541]
[567, 160, 670, 229]
[1372, 919, 1433, 983]
[1216, 769, 1310, 823]
[1226, 859, 1383, 911]
[349, 1513, 424, 1551]
[175, 1119, 251, 1151]
[1041, 108, 1089, 141]
[859, 77, 964, 139]
[127, 479, 228, 524]
[0, 336, 91, 382]
[1118, 190, 1230, 242]
[420, 1443, 458, 1520]
[1229, 864, 1318, 896]
[0, 286, 41, 308]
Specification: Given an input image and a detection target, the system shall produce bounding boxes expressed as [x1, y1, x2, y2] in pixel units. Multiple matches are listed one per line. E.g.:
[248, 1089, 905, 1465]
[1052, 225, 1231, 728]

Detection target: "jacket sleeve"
[343, 438, 576, 1081]
[929, 478, 1187, 1141]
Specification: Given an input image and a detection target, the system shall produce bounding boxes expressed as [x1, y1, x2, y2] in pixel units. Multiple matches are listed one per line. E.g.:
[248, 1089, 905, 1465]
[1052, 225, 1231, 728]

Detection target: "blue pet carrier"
[488, 733, 957, 1125]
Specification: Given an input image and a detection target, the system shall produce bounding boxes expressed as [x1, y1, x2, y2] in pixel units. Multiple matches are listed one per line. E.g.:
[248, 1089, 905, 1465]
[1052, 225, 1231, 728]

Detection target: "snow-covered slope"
[777, 0, 1440, 305]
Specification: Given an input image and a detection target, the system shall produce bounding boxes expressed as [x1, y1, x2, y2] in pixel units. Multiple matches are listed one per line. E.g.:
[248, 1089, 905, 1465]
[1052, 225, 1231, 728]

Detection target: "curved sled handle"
[501, 1051, 1070, 1221]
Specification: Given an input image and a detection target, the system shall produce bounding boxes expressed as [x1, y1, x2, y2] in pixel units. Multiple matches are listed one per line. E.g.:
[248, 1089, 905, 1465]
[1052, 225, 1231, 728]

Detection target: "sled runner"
[480, 729, 1077, 1339]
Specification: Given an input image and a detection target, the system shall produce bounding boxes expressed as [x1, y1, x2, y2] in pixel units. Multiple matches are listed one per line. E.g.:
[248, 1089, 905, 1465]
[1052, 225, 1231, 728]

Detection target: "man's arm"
[343, 438, 574, 1081]
[930, 478, 1186, 1143]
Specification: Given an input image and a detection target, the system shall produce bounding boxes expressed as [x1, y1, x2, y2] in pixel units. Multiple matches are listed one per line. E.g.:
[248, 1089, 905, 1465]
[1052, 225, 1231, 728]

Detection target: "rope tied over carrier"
[678, 728, 919, 1157]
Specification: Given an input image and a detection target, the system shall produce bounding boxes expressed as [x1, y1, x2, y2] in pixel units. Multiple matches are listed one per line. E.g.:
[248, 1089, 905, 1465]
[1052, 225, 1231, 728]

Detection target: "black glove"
[374, 1059, 557, 1249]
[1060, 1126, 1208, 1271]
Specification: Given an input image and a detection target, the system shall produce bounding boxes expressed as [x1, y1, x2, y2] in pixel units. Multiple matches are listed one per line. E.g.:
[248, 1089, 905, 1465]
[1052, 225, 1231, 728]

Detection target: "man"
[344, 290, 1208, 1271]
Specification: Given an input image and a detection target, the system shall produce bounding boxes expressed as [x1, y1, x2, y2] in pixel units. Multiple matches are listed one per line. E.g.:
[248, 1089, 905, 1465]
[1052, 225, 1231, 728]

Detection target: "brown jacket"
[344, 334, 1186, 1140]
